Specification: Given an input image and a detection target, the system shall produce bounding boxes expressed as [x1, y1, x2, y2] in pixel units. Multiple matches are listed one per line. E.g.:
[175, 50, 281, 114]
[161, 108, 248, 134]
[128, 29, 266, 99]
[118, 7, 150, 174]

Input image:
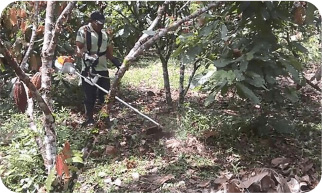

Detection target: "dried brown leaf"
[197, 180, 211, 188]
[165, 139, 181, 149]
[303, 163, 313, 173]
[287, 178, 300, 193]
[56, 154, 64, 177]
[301, 175, 310, 184]
[261, 175, 276, 191]
[274, 174, 291, 193]
[227, 181, 241, 193]
[156, 174, 175, 185]
[214, 176, 228, 185]
[203, 130, 218, 139]
[126, 160, 137, 169]
[105, 145, 117, 156]
[240, 171, 269, 189]
[144, 174, 175, 185]
[271, 157, 291, 167]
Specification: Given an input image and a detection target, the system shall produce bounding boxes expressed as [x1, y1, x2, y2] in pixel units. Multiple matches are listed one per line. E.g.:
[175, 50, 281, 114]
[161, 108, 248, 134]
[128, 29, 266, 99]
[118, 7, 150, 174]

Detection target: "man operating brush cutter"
[75, 11, 121, 127]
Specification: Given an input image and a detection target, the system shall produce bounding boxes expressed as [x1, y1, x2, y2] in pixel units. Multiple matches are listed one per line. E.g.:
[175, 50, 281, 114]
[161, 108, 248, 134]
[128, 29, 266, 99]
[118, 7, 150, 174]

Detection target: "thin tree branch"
[183, 59, 201, 97]
[127, 1, 169, 58]
[45, 1, 76, 56]
[20, 2, 39, 71]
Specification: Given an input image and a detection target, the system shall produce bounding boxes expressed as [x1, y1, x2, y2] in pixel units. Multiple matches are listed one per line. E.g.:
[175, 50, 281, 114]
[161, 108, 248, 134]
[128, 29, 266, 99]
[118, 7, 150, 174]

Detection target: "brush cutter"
[54, 56, 161, 127]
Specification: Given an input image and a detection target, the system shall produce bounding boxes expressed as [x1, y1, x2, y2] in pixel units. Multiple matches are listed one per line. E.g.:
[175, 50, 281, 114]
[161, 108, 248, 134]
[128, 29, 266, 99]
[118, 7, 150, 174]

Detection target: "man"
[76, 11, 121, 126]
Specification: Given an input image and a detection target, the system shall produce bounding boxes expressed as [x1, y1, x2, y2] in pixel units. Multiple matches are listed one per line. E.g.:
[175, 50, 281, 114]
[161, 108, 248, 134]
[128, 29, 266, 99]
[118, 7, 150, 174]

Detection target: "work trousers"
[81, 70, 110, 119]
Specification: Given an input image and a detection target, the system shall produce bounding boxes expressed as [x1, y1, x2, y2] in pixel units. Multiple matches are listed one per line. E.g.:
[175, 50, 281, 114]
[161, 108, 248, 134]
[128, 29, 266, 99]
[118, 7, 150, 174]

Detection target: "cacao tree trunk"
[40, 0, 76, 173]
[160, 56, 172, 104]
[179, 59, 201, 105]
[178, 60, 185, 105]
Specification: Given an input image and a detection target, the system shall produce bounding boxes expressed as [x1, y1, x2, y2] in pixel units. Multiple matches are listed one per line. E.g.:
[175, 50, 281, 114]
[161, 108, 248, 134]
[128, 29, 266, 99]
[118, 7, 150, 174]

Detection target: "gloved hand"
[84, 53, 98, 65]
[111, 57, 121, 69]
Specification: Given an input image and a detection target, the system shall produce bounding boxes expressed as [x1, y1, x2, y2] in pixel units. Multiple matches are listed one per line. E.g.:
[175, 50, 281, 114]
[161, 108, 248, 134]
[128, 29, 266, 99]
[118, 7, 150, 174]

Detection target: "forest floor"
[0, 57, 321, 193]
[66, 59, 321, 193]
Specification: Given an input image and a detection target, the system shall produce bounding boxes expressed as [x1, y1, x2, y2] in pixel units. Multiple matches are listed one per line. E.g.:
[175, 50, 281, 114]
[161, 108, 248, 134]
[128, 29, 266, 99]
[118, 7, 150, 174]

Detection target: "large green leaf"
[305, 2, 318, 25]
[284, 63, 300, 83]
[236, 82, 260, 104]
[199, 21, 218, 36]
[265, 75, 276, 84]
[245, 72, 266, 88]
[234, 69, 245, 81]
[221, 24, 228, 40]
[239, 60, 248, 72]
[204, 91, 216, 107]
[214, 58, 233, 68]
[191, 70, 216, 88]
[284, 87, 299, 102]
[291, 42, 308, 54]
[172, 45, 183, 58]
[183, 46, 202, 64]
[45, 167, 56, 192]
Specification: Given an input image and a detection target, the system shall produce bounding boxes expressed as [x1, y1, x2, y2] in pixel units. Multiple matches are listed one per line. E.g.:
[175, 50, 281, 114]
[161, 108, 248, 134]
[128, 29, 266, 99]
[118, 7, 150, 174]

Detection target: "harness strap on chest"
[85, 25, 103, 55]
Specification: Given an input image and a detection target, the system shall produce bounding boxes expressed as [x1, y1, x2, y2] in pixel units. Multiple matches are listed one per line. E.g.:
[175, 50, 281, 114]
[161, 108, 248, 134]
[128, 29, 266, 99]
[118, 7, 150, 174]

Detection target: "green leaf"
[221, 24, 228, 40]
[240, 60, 248, 72]
[305, 2, 317, 25]
[284, 63, 300, 83]
[236, 82, 260, 104]
[204, 91, 216, 107]
[18, 154, 33, 162]
[238, 2, 250, 13]
[284, 87, 299, 102]
[72, 156, 83, 163]
[265, 1, 274, 11]
[214, 58, 233, 68]
[0, 63, 5, 72]
[45, 167, 56, 192]
[221, 82, 229, 95]
[183, 46, 202, 64]
[172, 45, 183, 58]
[234, 70, 245, 81]
[246, 52, 254, 61]
[265, 75, 276, 84]
[291, 42, 308, 53]
[245, 72, 266, 88]
[200, 22, 215, 36]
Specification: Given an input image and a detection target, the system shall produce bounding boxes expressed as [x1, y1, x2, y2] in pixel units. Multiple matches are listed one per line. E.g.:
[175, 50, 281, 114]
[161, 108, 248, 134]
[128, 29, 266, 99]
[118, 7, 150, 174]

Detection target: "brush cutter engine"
[54, 56, 76, 74]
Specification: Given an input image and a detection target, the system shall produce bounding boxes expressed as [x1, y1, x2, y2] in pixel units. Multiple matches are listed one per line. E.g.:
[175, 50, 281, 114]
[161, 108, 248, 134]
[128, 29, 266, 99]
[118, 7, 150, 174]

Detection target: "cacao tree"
[174, 1, 320, 106]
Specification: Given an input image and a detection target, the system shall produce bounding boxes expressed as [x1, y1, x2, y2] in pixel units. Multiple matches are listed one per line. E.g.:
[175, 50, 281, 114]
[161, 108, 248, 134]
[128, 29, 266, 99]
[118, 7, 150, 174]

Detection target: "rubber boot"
[82, 105, 95, 127]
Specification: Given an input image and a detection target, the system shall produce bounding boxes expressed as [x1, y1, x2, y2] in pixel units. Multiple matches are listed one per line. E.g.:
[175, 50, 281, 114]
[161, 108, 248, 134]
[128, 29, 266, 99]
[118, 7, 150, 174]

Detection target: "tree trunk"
[38, 0, 76, 173]
[179, 60, 185, 105]
[160, 56, 172, 104]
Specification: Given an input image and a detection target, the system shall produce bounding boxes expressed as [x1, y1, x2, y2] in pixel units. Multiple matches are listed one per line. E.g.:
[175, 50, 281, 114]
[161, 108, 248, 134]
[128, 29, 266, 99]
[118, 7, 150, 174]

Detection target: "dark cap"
[90, 11, 105, 25]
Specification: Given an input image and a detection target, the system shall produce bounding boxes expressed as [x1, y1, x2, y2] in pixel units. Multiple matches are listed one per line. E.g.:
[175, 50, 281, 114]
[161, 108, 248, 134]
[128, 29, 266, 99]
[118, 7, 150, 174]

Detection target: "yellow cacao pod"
[13, 80, 27, 113]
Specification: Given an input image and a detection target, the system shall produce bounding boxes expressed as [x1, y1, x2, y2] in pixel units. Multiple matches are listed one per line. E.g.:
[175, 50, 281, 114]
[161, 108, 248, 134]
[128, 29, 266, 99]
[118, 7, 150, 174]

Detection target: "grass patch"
[122, 57, 196, 89]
